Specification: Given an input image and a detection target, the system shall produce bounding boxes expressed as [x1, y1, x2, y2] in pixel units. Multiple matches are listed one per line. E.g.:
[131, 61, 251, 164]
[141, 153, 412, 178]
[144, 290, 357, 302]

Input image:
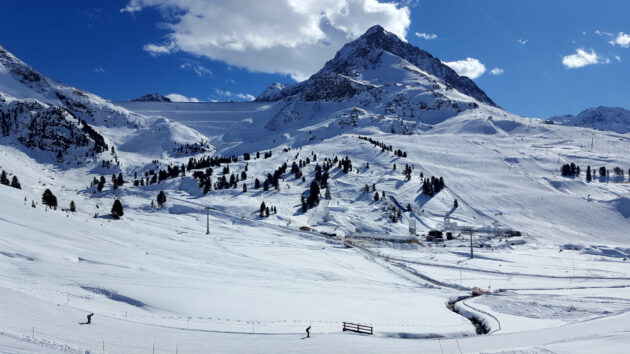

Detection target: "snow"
[2, 33, 630, 352]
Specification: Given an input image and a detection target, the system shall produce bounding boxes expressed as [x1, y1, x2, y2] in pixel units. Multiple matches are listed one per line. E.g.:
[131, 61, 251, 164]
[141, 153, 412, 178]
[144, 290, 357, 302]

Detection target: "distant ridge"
[132, 93, 171, 102]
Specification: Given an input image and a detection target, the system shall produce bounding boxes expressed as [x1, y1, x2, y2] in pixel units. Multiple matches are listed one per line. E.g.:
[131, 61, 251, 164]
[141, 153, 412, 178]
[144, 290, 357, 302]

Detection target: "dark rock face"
[0, 100, 107, 156]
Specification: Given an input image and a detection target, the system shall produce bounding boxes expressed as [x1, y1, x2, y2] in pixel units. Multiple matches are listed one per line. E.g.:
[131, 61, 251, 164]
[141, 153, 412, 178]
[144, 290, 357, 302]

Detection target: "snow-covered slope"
[551, 106, 630, 134]
[0, 45, 210, 164]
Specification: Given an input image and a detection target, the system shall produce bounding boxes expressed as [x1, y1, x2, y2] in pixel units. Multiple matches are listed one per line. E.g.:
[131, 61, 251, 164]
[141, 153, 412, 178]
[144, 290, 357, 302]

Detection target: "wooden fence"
[342, 322, 373, 335]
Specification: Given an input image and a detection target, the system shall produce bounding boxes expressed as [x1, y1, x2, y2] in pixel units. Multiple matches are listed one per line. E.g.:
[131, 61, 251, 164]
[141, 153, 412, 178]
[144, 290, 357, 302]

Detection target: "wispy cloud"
[166, 93, 200, 102]
[120, 0, 142, 13]
[615, 55, 622, 62]
[415, 32, 437, 40]
[180, 62, 212, 77]
[561, 48, 606, 69]
[93, 67, 106, 73]
[489, 67, 504, 76]
[595, 30, 614, 37]
[517, 39, 528, 45]
[609, 32, 630, 48]
[443, 58, 486, 79]
[143, 43, 173, 56]
[214, 89, 255, 102]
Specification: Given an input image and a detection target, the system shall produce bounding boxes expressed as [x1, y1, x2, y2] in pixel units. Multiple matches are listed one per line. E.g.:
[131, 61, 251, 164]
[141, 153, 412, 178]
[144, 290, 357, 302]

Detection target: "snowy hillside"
[0, 45, 210, 165]
[551, 106, 630, 134]
[2, 26, 630, 353]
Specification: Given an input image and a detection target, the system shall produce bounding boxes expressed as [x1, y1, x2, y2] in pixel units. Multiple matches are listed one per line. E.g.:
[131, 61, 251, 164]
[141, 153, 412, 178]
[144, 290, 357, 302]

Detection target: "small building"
[427, 230, 443, 241]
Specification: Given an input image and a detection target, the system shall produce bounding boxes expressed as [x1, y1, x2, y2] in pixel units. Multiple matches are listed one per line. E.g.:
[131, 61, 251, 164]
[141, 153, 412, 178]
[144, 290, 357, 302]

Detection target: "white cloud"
[180, 62, 212, 76]
[93, 67, 106, 73]
[610, 32, 630, 48]
[595, 30, 613, 37]
[616, 55, 622, 62]
[561, 48, 605, 69]
[143, 43, 173, 55]
[120, 1, 142, 13]
[490, 67, 504, 76]
[443, 57, 486, 79]
[123, 0, 411, 81]
[517, 39, 528, 45]
[166, 93, 200, 102]
[235, 93, 256, 101]
[415, 32, 437, 40]
[213, 89, 255, 102]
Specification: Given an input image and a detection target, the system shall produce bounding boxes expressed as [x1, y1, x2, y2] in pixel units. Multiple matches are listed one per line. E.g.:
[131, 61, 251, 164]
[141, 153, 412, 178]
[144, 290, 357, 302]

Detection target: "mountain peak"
[132, 93, 172, 102]
[257, 25, 497, 107]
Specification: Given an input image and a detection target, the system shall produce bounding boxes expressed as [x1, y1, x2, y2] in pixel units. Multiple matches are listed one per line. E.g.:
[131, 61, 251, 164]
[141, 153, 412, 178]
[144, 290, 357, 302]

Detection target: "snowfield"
[2, 107, 630, 352]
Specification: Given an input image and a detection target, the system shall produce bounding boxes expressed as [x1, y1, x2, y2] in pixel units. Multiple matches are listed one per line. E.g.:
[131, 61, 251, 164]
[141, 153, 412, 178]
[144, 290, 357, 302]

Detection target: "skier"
[87, 313, 94, 324]
[306, 325, 311, 338]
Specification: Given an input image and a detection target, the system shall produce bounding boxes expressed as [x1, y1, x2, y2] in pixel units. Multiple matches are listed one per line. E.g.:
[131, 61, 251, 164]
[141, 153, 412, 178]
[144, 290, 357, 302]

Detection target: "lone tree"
[42, 189, 58, 209]
[260, 201, 266, 217]
[586, 166, 592, 182]
[10, 176, 21, 189]
[453, 199, 458, 208]
[157, 191, 167, 207]
[69, 201, 76, 212]
[111, 199, 124, 219]
[0, 170, 8, 185]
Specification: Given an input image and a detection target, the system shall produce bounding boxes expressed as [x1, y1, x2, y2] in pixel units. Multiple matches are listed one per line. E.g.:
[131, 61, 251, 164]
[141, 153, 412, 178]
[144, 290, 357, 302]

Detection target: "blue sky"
[1, 0, 628, 117]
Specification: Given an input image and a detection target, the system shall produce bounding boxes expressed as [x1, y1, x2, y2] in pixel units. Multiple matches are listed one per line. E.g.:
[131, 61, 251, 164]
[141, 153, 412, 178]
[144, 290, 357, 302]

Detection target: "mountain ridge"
[0, 45, 211, 164]
[551, 106, 630, 134]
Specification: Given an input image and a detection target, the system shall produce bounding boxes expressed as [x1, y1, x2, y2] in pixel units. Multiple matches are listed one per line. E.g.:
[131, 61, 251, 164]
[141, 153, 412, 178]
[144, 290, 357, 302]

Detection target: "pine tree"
[254, 178, 261, 189]
[265, 207, 270, 217]
[69, 201, 76, 212]
[307, 181, 320, 207]
[374, 192, 380, 201]
[10, 176, 21, 189]
[111, 199, 124, 219]
[586, 166, 592, 182]
[157, 191, 166, 207]
[406, 203, 412, 212]
[325, 188, 331, 200]
[260, 201, 266, 217]
[42, 189, 57, 209]
[116, 173, 124, 186]
[243, 183, 247, 192]
[364, 184, 370, 193]
[453, 199, 458, 208]
[0, 170, 8, 185]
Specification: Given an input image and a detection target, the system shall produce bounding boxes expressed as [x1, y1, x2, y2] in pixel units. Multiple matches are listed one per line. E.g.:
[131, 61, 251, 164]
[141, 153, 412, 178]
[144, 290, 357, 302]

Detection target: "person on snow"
[306, 325, 311, 338]
[87, 313, 94, 324]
